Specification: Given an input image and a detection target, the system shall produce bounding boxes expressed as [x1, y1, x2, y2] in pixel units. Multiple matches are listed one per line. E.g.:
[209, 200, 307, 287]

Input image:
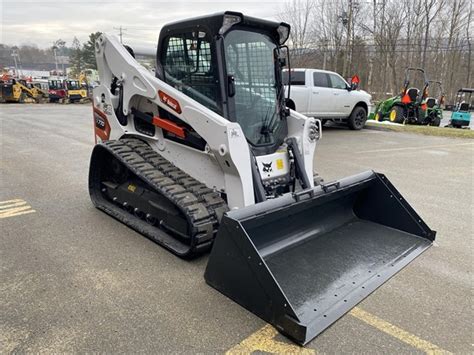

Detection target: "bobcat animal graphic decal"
[262, 162, 273, 172]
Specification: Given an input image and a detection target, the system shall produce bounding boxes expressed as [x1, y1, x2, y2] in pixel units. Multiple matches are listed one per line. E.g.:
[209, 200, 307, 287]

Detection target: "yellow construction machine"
[0, 78, 37, 103]
[64, 74, 89, 103]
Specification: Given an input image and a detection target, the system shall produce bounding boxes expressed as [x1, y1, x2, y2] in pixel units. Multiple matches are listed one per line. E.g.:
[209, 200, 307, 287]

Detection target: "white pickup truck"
[283, 68, 372, 130]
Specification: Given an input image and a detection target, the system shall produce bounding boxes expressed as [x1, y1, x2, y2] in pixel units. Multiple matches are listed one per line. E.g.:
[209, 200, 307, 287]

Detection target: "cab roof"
[159, 11, 290, 44]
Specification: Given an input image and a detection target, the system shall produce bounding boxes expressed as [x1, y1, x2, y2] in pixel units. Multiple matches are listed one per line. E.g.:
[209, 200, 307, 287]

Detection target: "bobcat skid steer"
[89, 12, 435, 345]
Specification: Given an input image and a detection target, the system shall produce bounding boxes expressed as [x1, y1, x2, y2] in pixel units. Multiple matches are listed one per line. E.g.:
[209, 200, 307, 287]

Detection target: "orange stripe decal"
[152, 116, 186, 138]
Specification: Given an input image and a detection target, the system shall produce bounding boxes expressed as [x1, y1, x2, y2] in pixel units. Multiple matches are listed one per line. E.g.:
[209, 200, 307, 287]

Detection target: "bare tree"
[279, 0, 472, 100]
[421, 0, 445, 67]
[465, 0, 472, 86]
[278, 0, 316, 50]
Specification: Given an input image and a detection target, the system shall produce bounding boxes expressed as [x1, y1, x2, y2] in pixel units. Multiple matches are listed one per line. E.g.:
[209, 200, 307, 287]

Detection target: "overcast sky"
[1, 0, 287, 48]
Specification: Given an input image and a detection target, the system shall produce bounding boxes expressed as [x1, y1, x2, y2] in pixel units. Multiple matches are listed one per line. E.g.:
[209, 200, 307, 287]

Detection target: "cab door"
[328, 73, 352, 116]
[284, 70, 311, 113]
[308, 71, 333, 116]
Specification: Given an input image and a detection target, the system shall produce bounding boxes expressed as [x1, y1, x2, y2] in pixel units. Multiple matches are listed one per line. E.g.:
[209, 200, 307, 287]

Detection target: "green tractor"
[424, 80, 444, 127]
[373, 68, 440, 126]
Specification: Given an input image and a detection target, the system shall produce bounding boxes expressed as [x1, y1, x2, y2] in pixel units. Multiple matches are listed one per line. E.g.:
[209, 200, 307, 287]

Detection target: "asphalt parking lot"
[1, 103, 472, 353]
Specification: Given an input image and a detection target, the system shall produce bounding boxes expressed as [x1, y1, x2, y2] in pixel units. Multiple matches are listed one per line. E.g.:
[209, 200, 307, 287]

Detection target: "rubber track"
[91, 137, 228, 257]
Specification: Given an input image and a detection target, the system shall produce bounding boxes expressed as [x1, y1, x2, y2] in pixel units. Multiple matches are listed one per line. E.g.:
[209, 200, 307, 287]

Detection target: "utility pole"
[114, 26, 127, 43]
[53, 39, 65, 76]
[11, 47, 23, 77]
[52, 43, 59, 74]
[11, 49, 19, 76]
[342, 0, 353, 78]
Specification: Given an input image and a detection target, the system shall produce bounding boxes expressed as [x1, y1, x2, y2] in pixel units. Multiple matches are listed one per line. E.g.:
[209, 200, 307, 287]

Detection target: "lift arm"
[94, 34, 256, 208]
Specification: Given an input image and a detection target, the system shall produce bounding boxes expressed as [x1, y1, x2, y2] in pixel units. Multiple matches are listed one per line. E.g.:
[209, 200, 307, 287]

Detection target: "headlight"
[219, 13, 242, 35]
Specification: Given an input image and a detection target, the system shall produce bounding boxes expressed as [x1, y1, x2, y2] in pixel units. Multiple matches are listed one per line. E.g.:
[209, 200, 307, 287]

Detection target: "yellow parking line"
[0, 199, 36, 219]
[0, 199, 27, 209]
[225, 324, 315, 355]
[350, 307, 451, 354]
[226, 307, 451, 354]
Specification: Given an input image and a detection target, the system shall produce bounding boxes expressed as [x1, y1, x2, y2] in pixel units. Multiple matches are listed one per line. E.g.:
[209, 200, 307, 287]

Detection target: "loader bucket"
[205, 171, 435, 345]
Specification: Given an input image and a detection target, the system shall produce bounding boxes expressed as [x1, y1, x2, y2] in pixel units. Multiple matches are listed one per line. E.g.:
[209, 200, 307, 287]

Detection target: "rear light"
[421, 103, 427, 111]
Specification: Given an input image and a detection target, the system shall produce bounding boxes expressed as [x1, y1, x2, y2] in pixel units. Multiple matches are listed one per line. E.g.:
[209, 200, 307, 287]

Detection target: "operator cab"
[49, 80, 64, 90]
[66, 80, 82, 90]
[156, 11, 290, 155]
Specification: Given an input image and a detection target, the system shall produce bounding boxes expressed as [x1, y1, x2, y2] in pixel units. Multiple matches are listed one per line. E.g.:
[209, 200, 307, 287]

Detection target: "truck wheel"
[389, 106, 405, 124]
[348, 106, 367, 130]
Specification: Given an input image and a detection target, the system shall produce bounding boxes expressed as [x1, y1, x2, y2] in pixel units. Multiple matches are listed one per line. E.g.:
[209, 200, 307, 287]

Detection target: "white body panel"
[93, 34, 319, 209]
[256, 150, 290, 181]
[310, 86, 334, 116]
[284, 68, 372, 119]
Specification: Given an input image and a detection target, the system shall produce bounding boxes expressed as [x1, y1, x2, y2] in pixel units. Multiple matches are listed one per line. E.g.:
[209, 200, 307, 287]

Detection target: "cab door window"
[313, 72, 330, 87]
[282, 71, 305, 85]
[329, 74, 348, 89]
[163, 32, 221, 113]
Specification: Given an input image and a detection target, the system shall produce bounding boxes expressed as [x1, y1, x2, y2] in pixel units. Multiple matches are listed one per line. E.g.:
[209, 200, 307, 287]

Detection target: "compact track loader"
[89, 12, 435, 345]
[28, 82, 50, 103]
[0, 78, 37, 103]
[48, 79, 67, 103]
[65, 79, 88, 103]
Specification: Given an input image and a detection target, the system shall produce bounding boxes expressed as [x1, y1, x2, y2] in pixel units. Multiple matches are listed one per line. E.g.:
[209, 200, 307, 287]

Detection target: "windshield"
[49, 80, 63, 90]
[224, 30, 284, 147]
[67, 80, 80, 89]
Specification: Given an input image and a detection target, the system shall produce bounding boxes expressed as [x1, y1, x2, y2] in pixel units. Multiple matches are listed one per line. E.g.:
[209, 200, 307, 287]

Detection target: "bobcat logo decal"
[262, 162, 273, 173]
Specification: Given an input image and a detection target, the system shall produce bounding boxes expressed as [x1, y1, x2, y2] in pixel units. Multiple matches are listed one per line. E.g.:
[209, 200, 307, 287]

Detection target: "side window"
[313, 72, 329, 88]
[163, 32, 220, 113]
[282, 71, 305, 85]
[329, 74, 348, 90]
[164, 36, 195, 78]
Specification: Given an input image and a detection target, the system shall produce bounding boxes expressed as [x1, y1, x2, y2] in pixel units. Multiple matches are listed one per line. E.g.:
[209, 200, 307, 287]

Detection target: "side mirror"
[350, 75, 360, 91]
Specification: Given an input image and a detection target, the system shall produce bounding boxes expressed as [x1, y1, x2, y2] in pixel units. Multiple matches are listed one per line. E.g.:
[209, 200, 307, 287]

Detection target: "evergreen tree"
[82, 32, 102, 70]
